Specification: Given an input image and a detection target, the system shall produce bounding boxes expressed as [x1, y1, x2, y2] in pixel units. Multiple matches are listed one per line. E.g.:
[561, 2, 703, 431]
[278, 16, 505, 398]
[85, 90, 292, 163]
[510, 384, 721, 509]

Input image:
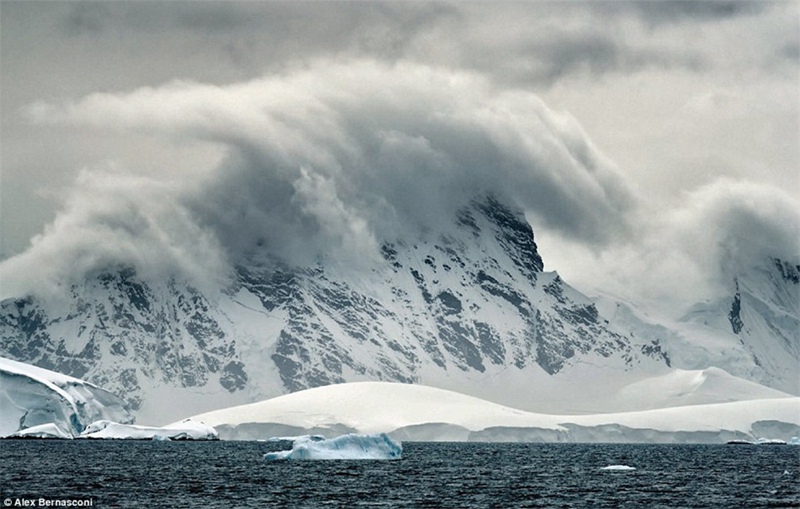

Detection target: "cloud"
[2, 3, 796, 318]
[666, 179, 800, 280]
[524, 31, 706, 84]
[4, 60, 638, 298]
[559, 178, 800, 313]
[50, 2, 460, 76]
[6, 58, 797, 315]
[0, 167, 228, 300]
[412, 5, 712, 88]
[60, 2, 113, 35]
[619, 1, 766, 26]
[42, 1, 734, 90]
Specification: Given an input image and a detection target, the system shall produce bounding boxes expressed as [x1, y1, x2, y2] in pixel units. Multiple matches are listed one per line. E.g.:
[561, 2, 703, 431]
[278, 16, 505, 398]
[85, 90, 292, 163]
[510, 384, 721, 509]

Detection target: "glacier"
[190, 381, 800, 444]
[264, 433, 402, 460]
[0, 356, 133, 438]
[0, 357, 218, 440]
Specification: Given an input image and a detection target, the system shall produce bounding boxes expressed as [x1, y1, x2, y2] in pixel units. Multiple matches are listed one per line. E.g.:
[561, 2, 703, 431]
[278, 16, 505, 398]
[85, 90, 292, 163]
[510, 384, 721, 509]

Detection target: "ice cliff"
[0, 356, 133, 438]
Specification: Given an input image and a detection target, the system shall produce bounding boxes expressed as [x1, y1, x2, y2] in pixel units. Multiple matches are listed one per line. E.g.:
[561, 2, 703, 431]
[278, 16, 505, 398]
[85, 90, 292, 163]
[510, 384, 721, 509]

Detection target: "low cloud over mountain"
[1, 60, 797, 316]
[5, 61, 639, 296]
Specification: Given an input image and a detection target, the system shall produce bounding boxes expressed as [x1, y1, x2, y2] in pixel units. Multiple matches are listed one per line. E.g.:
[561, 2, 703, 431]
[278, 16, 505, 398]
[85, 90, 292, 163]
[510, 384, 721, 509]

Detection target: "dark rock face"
[729, 289, 744, 335]
[476, 196, 544, 279]
[773, 258, 800, 284]
[0, 273, 245, 412]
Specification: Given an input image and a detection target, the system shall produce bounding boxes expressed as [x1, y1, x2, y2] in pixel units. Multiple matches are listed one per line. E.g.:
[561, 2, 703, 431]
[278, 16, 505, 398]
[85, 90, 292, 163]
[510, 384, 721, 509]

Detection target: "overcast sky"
[1, 1, 798, 314]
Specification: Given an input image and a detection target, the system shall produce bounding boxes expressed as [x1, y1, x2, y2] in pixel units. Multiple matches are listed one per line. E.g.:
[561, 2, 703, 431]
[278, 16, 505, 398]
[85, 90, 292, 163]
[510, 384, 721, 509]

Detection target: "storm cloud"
[2, 60, 637, 298]
[545, 178, 800, 312]
[1, 2, 797, 316]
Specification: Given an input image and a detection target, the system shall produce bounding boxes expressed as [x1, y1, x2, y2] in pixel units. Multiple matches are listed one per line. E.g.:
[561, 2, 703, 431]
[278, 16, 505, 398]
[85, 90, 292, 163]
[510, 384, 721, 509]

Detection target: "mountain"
[0, 356, 133, 437]
[683, 257, 799, 394]
[595, 256, 800, 396]
[0, 196, 794, 424]
[189, 381, 800, 443]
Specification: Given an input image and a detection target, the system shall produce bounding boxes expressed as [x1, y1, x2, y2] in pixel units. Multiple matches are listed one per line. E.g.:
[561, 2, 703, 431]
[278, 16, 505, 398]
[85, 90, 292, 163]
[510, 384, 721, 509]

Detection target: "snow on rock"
[0, 356, 133, 438]
[79, 419, 218, 440]
[264, 433, 402, 460]
[189, 381, 800, 443]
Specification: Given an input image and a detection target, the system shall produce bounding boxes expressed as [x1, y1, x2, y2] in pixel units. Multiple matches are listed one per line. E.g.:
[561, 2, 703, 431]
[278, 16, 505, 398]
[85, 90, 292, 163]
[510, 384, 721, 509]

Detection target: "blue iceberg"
[264, 433, 402, 460]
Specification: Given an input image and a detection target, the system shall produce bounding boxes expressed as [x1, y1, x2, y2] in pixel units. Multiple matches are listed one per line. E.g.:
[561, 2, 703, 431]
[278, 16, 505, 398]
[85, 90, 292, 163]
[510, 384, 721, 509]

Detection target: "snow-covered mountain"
[0, 196, 795, 424]
[190, 381, 800, 443]
[0, 356, 133, 437]
[681, 257, 799, 394]
[596, 256, 800, 396]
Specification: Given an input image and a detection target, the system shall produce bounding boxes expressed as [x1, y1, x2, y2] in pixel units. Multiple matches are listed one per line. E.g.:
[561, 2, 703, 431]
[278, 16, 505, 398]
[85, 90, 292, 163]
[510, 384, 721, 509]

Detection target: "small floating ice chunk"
[789, 437, 800, 446]
[264, 433, 402, 460]
[267, 435, 326, 442]
[600, 465, 636, 471]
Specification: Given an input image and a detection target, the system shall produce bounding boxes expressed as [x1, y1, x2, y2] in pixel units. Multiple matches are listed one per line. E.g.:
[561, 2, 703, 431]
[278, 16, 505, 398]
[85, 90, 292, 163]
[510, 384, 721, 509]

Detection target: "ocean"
[1, 441, 798, 508]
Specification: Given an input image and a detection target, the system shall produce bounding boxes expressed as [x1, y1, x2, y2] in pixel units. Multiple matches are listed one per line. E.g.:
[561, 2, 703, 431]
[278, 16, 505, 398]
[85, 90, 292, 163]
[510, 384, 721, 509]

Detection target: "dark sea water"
[1, 441, 798, 508]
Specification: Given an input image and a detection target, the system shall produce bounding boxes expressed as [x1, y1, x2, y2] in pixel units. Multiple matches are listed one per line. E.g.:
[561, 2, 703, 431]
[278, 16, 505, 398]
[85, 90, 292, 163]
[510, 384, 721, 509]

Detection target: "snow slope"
[0, 356, 133, 437]
[190, 381, 800, 443]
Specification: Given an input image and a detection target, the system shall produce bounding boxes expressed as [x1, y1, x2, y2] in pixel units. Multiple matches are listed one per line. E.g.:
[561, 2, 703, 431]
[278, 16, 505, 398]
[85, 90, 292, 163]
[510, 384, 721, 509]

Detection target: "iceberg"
[725, 439, 754, 445]
[79, 419, 218, 440]
[600, 465, 636, 471]
[0, 356, 133, 438]
[264, 433, 402, 460]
